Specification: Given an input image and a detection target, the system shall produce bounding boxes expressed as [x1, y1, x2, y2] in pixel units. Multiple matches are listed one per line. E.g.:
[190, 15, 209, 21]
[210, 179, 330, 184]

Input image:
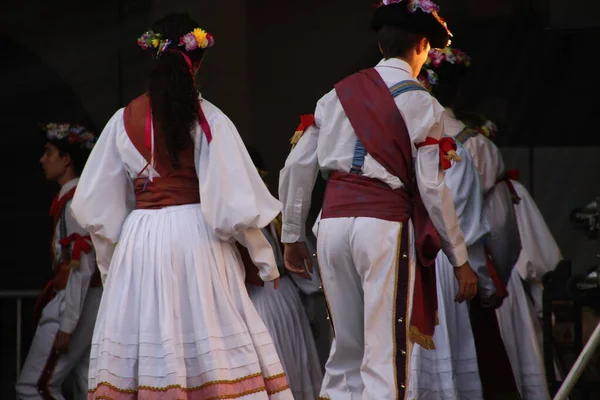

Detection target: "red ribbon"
[497, 169, 521, 204]
[49, 194, 60, 218]
[506, 169, 520, 181]
[59, 233, 92, 261]
[169, 49, 193, 72]
[296, 114, 315, 133]
[484, 247, 508, 299]
[415, 137, 458, 170]
[144, 51, 212, 147]
[49, 187, 77, 218]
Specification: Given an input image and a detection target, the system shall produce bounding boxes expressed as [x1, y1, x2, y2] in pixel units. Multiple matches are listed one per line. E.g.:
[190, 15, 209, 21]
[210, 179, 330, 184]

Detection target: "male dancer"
[279, 1, 478, 398]
[16, 123, 102, 400]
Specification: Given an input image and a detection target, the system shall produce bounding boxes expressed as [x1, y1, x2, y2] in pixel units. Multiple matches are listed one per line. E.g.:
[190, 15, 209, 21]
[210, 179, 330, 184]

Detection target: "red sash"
[323, 68, 443, 349]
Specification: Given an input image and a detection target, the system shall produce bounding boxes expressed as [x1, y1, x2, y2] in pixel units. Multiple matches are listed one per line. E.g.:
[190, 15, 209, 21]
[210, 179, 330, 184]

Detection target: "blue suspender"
[349, 80, 428, 174]
[454, 127, 478, 145]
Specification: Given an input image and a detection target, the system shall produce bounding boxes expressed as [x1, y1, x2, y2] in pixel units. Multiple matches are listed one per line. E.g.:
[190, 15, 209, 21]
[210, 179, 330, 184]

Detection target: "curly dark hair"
[145, 12, 209, 168]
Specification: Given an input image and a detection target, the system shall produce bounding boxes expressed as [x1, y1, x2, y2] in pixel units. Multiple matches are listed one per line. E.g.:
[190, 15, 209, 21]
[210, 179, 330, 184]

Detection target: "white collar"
[59, 178, 79, 199]
[375, 58, 413, 76]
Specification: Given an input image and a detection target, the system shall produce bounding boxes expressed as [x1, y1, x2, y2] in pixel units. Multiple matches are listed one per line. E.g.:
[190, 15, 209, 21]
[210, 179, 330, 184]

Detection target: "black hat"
[371, 0, 452, 49]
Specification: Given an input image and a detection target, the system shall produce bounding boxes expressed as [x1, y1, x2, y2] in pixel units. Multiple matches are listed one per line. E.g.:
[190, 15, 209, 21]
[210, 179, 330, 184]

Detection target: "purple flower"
[180, 33, 198, 51]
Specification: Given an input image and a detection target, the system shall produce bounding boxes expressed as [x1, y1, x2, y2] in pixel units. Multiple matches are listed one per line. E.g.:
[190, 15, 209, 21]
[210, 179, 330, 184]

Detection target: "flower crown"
[40, 123, 97, 151]
[475, 119, 498, 138]
[419, 47, 471, 90]
[137, 27, 214, 57]
[459, 114, 498, 138]
[377, 0, 453, 40]
[426, 47, 471, 69]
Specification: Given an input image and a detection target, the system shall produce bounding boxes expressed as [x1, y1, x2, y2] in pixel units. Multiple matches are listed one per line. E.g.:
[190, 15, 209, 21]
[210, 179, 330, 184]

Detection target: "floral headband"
[419, 47, 471, 90]
[137, 27, 214, 58]
[459, 115, 497, 138]
[475, 119, 497, 138]
[426, 47, 471, 69]
[377, 0, 453, 40]
[40, 123, 97, 151]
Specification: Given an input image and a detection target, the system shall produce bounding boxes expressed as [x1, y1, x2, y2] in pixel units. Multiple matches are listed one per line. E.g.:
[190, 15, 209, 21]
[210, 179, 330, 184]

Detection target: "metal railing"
[0, 290, 42, 377]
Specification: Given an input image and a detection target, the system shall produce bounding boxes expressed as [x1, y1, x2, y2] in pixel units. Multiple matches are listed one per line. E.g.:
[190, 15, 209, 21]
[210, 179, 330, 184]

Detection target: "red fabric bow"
[296, 114, 315, 133]
[59, 233, 92, 261]
[415, 137, 459, 170]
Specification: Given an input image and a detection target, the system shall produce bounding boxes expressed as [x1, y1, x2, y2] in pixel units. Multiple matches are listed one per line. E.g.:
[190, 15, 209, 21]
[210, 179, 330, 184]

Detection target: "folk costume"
[278, 2, 468, 398]
[71, 26, 292, 400]
[421, 47, 523, 399]
[16, 123, 102, 400]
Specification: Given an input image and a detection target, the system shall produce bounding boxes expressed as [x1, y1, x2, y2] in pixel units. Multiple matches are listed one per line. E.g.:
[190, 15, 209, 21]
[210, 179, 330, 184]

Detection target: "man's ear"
[416, 37, 429, 55]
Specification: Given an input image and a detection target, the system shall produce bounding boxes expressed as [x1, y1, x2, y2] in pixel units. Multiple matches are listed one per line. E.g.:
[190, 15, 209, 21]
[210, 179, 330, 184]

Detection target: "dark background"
[1, 0, 599, 396]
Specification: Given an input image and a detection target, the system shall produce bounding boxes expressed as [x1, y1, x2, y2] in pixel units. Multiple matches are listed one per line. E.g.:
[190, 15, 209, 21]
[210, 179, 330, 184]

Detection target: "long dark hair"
[146, 12, 207, 168]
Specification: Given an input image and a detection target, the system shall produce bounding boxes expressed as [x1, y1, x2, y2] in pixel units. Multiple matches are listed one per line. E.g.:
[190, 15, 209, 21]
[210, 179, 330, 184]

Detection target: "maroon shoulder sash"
[330, 68, 441, 349]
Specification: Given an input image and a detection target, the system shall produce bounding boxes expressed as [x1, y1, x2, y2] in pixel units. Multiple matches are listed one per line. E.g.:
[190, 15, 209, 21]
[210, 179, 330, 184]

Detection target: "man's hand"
[454, 262, 478, 303]
[284, 242, 312, 280]
[53, 331, 71, 354]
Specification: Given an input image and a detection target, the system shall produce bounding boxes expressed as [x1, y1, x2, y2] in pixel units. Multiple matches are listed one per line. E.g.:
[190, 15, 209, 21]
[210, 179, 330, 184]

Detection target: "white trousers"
[16, 287, 102, 400]
[317, 217, 415, 400]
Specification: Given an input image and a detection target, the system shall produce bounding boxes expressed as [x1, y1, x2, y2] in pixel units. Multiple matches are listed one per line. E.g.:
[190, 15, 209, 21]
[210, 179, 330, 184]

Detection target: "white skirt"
[246, 275, 323, 399]
[408, 250, 483, 400]
[496, 268, 551, 400]
[88, 204, 292, 399]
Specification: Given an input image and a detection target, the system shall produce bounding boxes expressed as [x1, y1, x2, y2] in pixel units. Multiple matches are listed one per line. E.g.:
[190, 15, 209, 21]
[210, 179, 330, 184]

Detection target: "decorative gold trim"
[316, 253, 336, 337]
[392, 222, 403, 399]
[89, 372, 289, 397]
[404, 224, 412, 396]
[409, 325, 435, 350]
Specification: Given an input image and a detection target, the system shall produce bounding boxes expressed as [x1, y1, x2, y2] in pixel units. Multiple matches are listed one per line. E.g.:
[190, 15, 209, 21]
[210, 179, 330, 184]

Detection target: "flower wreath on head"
[376, 0, 453, 40]
[137, 27, 214, 58]
[419, 47, 471, 90]
[474, 118, 497, 138]
[457, 113, 498, 139]
[40, 123, 97, 150]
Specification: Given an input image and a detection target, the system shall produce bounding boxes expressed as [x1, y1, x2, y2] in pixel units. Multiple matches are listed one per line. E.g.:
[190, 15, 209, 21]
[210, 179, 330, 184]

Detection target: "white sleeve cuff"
[59, 317, 78, 334]
[445, 241, 469, 267]
[281, 223, 306, 243]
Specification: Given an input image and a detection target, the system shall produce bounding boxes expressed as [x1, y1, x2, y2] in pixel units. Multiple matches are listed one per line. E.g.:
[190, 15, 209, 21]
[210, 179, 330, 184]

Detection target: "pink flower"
[428, 49, 445, 67]
[179, 33, 198, 51]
